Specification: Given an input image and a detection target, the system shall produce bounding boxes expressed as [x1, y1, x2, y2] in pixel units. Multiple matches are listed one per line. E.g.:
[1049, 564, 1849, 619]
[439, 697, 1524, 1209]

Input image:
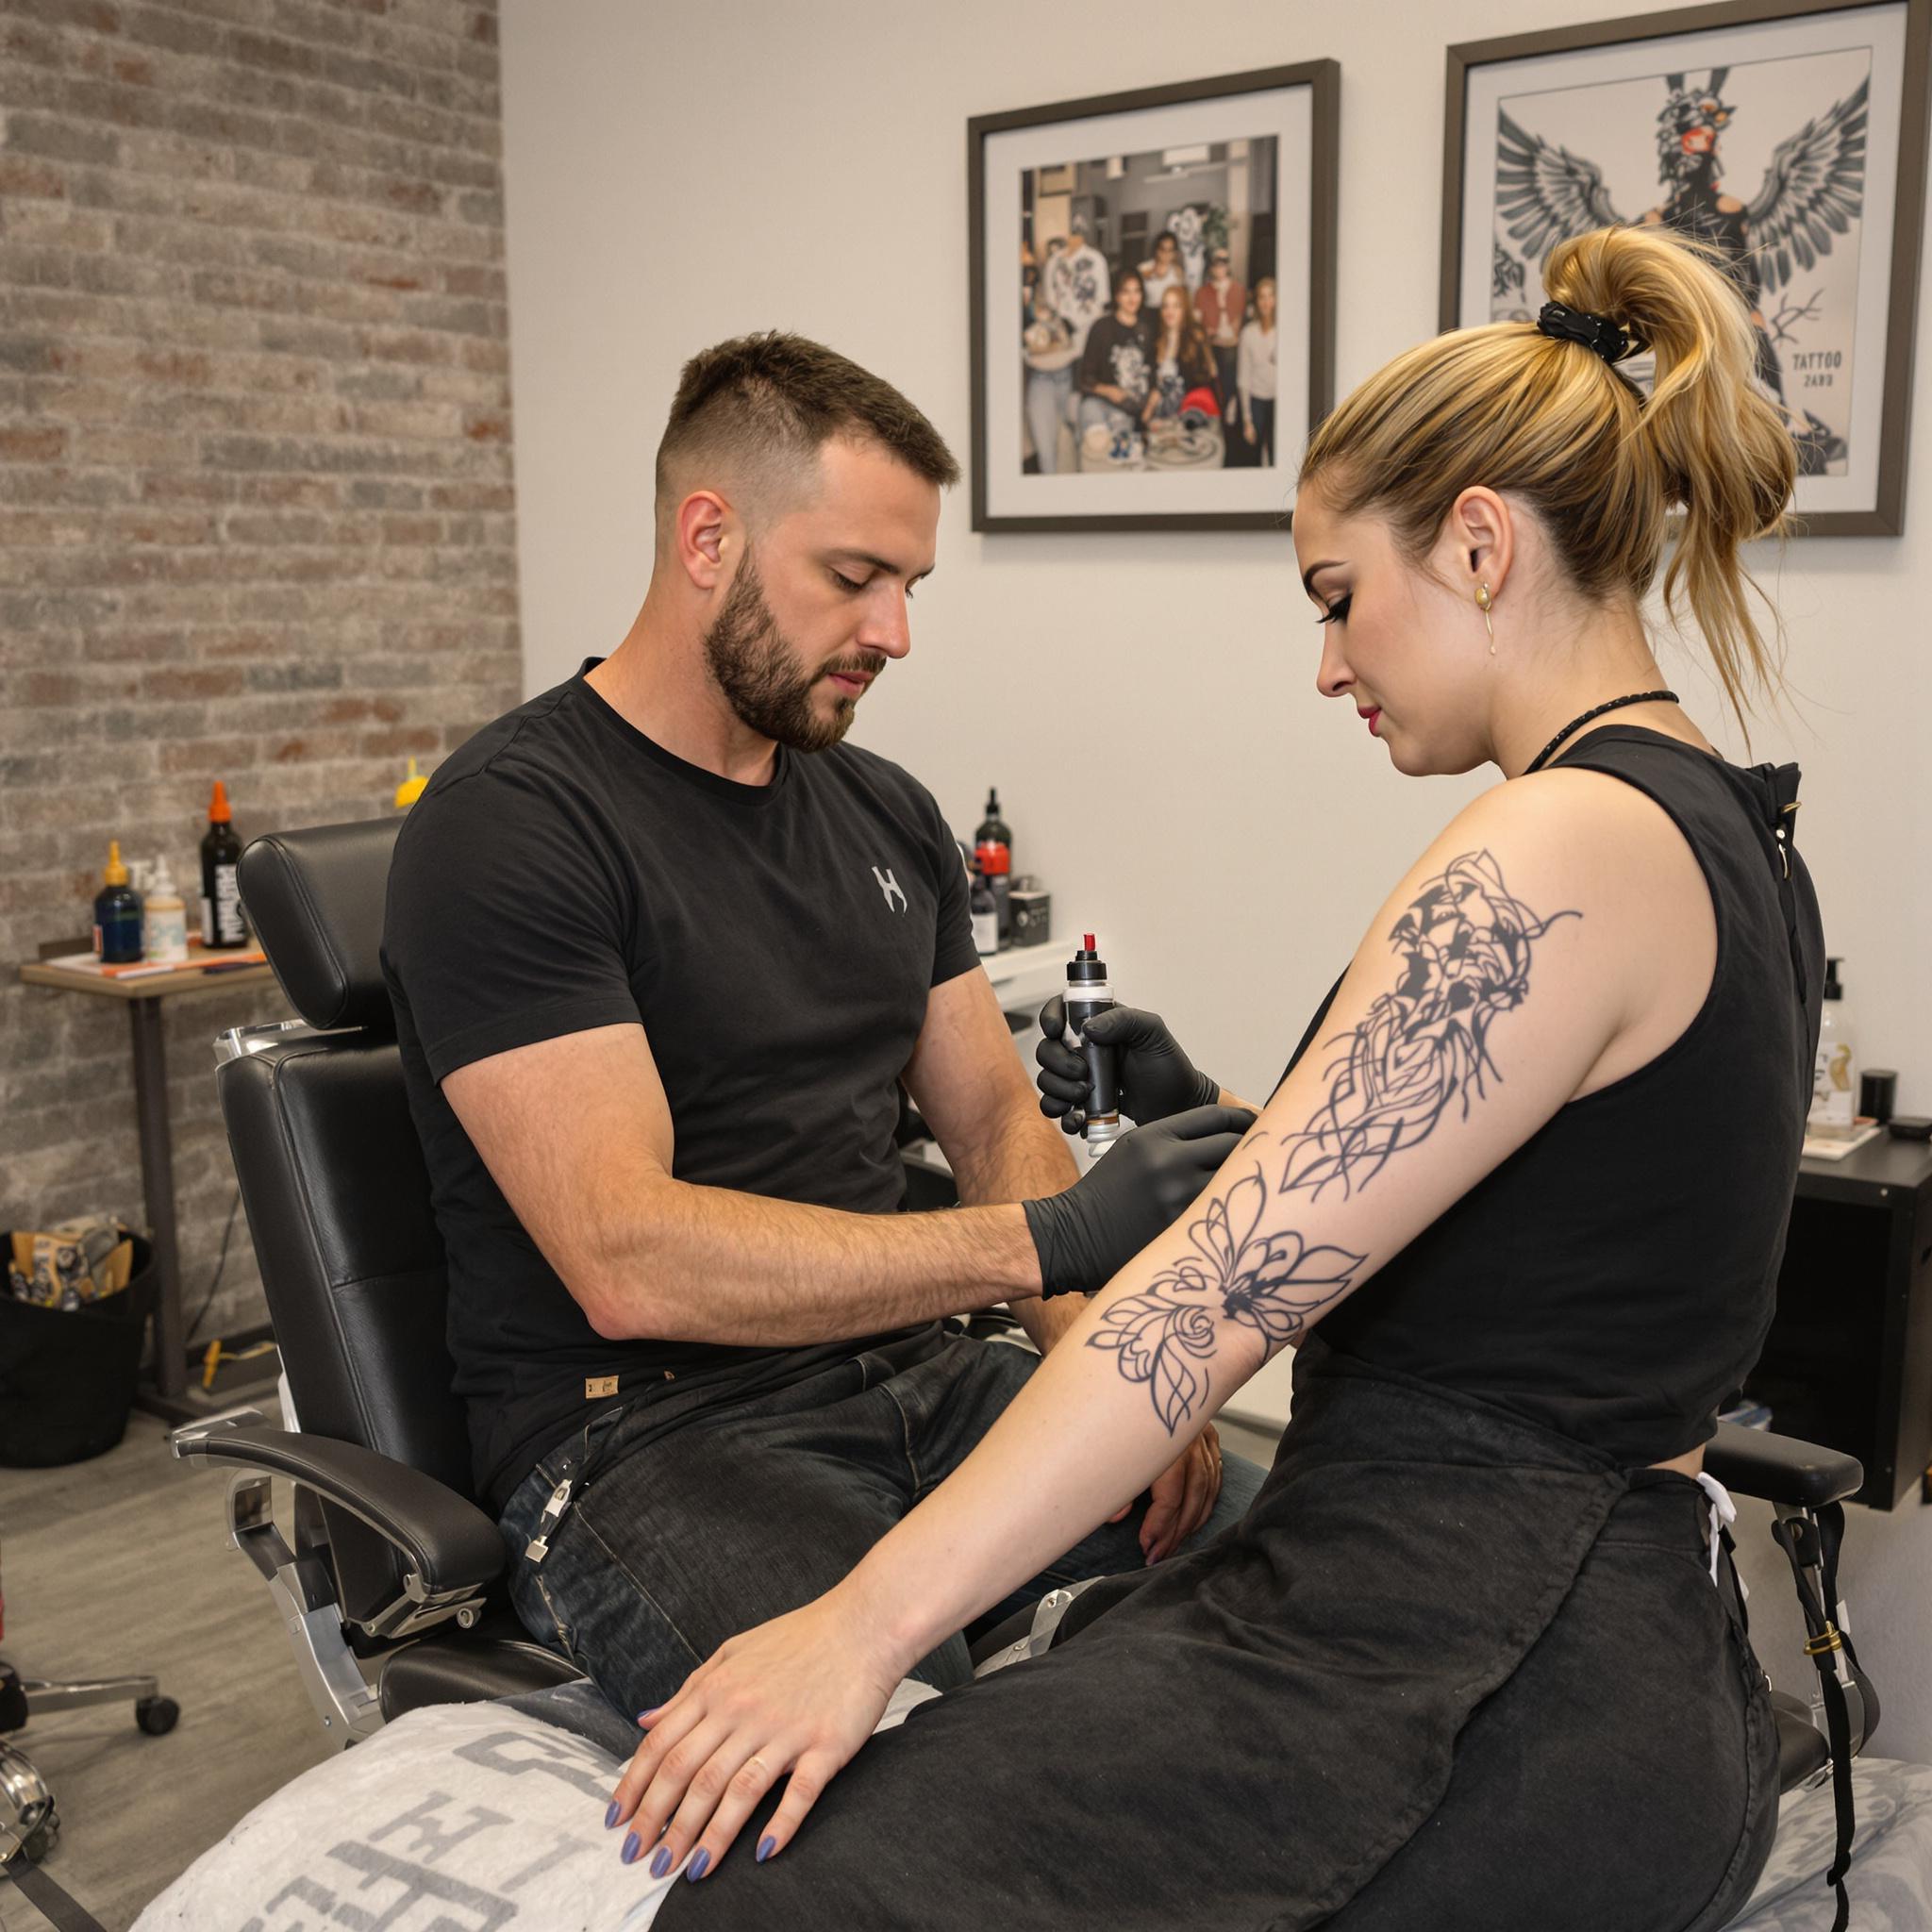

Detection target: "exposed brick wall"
[1, 0, 520, 1356]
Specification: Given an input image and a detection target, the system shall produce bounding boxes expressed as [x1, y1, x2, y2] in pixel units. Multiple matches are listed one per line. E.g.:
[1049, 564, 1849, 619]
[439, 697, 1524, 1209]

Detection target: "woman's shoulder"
[1454, 765, 1715, 952]
[1450, 763, 1695, 861]
[1417, 769, 1708, 958]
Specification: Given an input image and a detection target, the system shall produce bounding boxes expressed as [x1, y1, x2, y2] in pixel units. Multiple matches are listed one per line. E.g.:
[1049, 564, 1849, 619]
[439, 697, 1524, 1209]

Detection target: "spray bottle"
[1809, 957, 1857, 1138]
[1065, 935, 1123, 1154]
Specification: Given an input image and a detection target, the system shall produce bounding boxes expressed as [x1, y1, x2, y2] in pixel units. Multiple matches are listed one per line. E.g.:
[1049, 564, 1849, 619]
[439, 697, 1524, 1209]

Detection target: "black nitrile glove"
[1036, 996, 1222, 1133]
[1024, 1105, 1257, 1297]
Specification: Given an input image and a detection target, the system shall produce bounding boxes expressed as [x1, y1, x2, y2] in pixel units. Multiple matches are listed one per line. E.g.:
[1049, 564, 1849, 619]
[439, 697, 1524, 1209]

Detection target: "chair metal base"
[0, 1738, 56, 1866]
[0, 1667, 179, 1870]
[18, 1675, 158, 1717]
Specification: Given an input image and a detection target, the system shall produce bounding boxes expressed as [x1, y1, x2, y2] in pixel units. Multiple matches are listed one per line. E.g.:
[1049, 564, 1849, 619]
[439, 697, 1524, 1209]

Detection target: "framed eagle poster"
[1442, 0, 1929, 534]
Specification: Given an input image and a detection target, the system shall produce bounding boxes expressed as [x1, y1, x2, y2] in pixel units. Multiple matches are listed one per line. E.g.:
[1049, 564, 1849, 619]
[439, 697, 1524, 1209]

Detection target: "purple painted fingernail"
[605, 1800, 621, 1829]
[687, 1848, 710, 1882]
[650, 1846, 673, 1879]
[637, 1707, 659, 1725]
[758, 1834, 776, 1863]
[621, 1832, 641, 1865]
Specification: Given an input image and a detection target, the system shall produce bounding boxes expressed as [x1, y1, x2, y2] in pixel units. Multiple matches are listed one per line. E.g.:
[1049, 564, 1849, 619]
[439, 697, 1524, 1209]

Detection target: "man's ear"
[675, 490, 732, 592]
[1444, 487, 1515, 599]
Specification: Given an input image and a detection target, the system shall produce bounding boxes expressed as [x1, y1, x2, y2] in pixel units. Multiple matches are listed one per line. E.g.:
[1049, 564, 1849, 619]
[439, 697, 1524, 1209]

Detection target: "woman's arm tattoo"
[1089, 849, 1575, 1433]
[1278, 850, 1577, 1200]
[1088, 1168, 1363, 1433]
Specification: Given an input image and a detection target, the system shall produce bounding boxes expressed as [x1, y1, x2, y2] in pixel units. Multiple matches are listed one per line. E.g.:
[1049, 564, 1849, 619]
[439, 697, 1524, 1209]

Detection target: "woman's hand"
[1244, 420, 1257, 444]
[607, 1588, 908, 1882]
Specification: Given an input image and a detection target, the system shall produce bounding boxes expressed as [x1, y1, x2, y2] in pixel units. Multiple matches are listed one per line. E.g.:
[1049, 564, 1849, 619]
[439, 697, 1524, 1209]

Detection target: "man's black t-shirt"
[381, 661, 980, 1509]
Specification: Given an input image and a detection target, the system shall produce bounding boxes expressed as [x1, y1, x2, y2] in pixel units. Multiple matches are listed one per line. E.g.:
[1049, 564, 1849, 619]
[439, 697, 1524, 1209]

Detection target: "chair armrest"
[1705, 1422, 1863, 1511]
[172, 1412, 506, 1598]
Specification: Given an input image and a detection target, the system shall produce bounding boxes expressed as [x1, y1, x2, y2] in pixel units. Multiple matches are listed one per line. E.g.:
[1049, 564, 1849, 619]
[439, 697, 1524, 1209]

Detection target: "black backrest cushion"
[241, 818, 400, 1034]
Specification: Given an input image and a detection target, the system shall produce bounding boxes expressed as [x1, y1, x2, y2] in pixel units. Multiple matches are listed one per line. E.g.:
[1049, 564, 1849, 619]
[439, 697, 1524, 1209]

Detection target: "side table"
[18, 945, 279, 1419]
[1752, 1132, 1932, 1508]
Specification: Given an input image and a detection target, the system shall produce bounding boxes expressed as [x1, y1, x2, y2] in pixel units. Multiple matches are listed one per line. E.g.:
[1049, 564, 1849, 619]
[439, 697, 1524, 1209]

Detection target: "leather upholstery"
[221, 1033, 476, 1626]
[1773, 1690, 1829, 1786]
[377, 1610, 581, 1721]
[193, 1422, 506, 1594]
[1705, 1422, 1863, 1511]
[239, 818, 401, 1033]
[218, 815, 582, 1702]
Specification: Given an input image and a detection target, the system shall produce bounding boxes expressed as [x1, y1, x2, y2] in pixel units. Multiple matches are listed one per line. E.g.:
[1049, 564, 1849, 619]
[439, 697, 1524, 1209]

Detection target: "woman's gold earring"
[1475, 581, 1495, 654]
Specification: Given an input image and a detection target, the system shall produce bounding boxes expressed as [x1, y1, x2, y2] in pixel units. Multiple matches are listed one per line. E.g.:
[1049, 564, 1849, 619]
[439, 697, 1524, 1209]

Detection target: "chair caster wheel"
[21, 1810, 58, 1863]
[136, 1695, 179, 1736]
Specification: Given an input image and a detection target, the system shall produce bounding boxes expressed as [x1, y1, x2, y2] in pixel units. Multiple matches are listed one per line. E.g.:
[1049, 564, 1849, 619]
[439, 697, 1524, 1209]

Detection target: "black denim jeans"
[658, 1345, 1779, 1932]
[497, 1328, 1265, 1720]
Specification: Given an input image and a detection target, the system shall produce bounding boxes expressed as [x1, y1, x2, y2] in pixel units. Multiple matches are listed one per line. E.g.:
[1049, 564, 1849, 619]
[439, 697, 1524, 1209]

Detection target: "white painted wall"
[500, 0, 1932, 1758]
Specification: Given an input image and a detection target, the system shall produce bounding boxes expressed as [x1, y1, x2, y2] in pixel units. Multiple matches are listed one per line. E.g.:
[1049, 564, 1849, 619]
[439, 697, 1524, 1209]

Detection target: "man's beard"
[702, 547, 882, 754]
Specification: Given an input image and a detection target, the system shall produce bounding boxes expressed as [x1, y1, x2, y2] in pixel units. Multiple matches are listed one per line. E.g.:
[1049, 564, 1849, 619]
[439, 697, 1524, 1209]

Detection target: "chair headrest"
[240, 818, 402, 1033]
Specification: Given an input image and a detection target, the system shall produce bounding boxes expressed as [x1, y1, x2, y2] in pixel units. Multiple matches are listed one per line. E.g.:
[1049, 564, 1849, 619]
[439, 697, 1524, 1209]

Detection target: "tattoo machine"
[1065, 935, 1123, 1154]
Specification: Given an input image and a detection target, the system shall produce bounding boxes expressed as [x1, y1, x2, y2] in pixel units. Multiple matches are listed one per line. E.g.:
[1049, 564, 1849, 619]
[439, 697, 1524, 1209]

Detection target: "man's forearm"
[943, 1094, 1082, 1354]
[1008, 1281, 1086, 1353]
[583, 1180, 1041, 1348]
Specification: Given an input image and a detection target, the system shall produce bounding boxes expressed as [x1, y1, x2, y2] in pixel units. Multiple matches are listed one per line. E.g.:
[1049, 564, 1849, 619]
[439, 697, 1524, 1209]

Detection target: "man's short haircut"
[655, 333, 959, 534]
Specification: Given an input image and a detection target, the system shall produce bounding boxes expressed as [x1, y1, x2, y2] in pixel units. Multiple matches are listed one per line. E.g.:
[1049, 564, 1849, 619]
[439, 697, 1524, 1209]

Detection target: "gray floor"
[1, 1406, 331, 1930]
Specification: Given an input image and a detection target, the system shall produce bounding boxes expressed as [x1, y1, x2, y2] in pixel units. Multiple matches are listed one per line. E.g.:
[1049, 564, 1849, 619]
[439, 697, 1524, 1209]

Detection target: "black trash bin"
[0, 1232, 156, 1467]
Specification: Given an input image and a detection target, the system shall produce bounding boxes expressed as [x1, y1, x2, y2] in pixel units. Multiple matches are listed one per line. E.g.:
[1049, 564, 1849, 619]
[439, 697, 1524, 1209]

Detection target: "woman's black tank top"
[1304, 727, 1825, 1466]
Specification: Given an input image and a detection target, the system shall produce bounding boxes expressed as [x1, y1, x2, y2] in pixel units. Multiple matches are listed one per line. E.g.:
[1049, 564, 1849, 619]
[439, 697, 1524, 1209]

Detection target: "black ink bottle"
[199, 778, 248, 949]
[974, 789, 1012, 946]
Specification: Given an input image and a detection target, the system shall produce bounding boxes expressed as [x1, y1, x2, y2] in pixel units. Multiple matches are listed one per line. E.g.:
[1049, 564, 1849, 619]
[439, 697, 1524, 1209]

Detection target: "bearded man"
[381, 333, 1262, 1722]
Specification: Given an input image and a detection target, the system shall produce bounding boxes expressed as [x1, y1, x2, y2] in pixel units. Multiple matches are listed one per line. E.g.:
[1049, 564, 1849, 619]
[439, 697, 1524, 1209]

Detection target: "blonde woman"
[605, 225, 1817, 1929]
[1237, 273, 1279, 461]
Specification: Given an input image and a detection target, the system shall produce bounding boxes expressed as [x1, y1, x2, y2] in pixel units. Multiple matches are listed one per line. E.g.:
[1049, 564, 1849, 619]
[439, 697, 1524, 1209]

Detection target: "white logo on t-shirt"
[873, 865, 908, 913]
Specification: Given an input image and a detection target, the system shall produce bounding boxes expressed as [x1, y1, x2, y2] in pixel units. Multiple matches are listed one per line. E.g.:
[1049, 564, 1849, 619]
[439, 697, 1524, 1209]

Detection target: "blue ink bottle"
[92, 840, 143, 963]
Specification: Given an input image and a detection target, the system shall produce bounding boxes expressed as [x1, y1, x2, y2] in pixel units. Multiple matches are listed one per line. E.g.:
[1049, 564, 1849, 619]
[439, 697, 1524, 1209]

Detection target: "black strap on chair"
[1771, 1500, 1860, 1932]
[0, 1856, 109, 1932]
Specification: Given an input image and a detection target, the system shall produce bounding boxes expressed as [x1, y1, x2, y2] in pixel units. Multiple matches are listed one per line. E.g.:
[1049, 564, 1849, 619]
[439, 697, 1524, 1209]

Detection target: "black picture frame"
[968, 61, 1340, 535]
[1442, 0, 1930, 536]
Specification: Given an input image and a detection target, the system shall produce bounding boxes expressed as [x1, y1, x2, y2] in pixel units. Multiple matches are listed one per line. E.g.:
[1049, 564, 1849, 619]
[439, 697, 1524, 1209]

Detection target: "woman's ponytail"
[1303, 223, 1799, 737]
[1544, 225, 1796, 730]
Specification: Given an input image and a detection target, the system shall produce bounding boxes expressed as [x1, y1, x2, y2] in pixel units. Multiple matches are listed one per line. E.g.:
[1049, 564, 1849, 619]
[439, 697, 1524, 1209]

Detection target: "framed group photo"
[1441, 0, 1931, 535]
[968, 61, 1339, 533]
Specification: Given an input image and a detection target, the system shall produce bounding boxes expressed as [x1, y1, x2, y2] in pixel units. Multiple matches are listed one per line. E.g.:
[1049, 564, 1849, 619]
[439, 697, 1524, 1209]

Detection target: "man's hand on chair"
[1122, 1424, 1224, 1563]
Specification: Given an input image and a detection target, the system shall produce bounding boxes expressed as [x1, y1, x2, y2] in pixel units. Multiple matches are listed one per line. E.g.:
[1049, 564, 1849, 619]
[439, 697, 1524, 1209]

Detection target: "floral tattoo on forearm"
[1089, 1168, 1363, 1433]
[1091, 850, 1576, 1433]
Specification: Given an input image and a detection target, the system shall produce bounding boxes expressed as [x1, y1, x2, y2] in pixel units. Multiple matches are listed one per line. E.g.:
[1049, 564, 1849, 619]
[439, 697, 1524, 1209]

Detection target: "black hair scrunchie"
[1537, 301, 1641, 364]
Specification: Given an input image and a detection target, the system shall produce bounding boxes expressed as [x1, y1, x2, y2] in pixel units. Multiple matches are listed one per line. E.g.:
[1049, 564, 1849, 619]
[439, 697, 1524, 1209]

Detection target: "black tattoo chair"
[164, 817, 989, 1749]
[169, 816, 585, 1746]
[171, 815, 1882, 1854]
